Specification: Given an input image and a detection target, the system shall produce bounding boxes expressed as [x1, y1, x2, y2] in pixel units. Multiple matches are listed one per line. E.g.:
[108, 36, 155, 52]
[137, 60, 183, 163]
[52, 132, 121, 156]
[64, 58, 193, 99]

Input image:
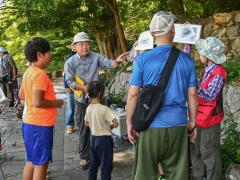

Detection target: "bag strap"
[157, 46, 180, 90]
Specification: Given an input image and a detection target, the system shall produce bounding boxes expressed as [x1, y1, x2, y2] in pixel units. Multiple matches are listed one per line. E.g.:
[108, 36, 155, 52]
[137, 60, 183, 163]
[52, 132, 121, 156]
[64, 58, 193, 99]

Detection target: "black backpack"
[132, 47, 180, 132]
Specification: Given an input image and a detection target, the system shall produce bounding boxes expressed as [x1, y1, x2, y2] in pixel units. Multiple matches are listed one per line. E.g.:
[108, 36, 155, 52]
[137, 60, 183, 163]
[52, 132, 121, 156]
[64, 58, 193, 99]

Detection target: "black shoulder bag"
[132, 46, 180, 132]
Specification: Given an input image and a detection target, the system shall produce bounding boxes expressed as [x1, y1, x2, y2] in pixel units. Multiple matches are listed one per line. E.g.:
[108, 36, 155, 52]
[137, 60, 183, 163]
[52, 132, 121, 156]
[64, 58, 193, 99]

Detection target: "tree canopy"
[0, 0, 239, 74]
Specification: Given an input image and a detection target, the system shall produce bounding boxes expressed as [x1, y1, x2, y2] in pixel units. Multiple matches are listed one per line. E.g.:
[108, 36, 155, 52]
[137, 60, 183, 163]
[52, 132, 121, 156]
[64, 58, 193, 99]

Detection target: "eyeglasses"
[76, 42, 90, 47]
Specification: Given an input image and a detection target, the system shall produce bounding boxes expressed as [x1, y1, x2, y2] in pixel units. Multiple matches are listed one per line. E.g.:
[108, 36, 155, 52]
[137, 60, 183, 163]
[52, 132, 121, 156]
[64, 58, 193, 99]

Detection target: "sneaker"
[80, 160, 89, 170]
[67, 127, 73, 134]
[158, 175, 166, 180]
[9, 102, 14, 107]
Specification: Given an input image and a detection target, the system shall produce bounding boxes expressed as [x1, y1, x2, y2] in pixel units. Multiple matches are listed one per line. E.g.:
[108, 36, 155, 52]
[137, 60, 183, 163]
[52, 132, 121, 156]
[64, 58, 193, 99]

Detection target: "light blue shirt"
[64, 51, 114, 103]
[0, 54, 7, 65]
[130, 45, 197, 128]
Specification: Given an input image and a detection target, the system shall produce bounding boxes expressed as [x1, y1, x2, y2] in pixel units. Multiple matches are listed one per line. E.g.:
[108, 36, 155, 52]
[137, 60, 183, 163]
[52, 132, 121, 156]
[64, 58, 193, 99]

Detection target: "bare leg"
[158, 162, 164, 175]
[33, 160, 49, 180]
[23, 161, 34, 180]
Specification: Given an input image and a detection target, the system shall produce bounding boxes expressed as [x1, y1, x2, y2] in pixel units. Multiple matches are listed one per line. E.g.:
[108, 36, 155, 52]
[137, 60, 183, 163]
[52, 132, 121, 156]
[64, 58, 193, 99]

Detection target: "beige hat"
[149, 11, 177, 36]
[71, 32, 93, 46]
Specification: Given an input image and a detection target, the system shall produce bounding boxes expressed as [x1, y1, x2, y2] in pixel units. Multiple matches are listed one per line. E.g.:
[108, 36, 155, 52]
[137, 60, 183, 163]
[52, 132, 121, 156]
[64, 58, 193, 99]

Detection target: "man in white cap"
[0, 47, 17, 107]
[64, 32, 129, 170]
[126, 11, 198, 179]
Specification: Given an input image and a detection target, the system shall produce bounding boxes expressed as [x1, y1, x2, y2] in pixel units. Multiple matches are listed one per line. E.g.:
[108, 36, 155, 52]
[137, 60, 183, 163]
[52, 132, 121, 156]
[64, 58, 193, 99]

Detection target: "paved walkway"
[0, 77, 134, 180]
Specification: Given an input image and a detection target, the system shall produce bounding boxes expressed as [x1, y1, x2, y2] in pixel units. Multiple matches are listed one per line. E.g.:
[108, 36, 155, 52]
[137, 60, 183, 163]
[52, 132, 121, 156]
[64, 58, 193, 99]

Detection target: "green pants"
[133, 126, 188, 180]
[194, 124, 222, 180]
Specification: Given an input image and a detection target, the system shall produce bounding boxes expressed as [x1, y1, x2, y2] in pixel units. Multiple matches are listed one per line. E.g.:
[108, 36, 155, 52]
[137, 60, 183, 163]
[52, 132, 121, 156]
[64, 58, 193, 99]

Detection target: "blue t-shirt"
[130, 45, 197, 128]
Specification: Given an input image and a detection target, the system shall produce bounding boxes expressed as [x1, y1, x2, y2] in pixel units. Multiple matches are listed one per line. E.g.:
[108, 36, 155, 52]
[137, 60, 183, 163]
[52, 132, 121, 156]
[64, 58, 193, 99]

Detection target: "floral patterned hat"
[195, 37, 226, 64]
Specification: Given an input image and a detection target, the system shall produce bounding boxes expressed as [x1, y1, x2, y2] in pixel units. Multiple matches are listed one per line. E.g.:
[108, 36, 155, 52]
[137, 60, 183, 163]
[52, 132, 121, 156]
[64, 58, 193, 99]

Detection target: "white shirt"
[85, 104, 116, 136]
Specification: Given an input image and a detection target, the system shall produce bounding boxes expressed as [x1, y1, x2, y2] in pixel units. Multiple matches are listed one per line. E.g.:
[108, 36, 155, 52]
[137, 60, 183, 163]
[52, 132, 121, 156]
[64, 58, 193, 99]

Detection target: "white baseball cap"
[0, 47, 6, 52]
[72, 32, 93, 45]
[149, 11, 177, 37]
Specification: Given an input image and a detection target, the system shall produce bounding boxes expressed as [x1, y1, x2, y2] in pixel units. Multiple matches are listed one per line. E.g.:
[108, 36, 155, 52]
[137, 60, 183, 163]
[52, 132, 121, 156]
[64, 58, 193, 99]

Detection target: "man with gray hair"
[126, 11, 198, 179]
[64, 32, 129, 170]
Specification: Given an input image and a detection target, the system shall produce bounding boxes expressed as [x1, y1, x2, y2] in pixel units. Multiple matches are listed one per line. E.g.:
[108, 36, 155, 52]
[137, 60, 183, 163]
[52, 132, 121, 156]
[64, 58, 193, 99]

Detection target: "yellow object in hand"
[70, 75, 84, 98]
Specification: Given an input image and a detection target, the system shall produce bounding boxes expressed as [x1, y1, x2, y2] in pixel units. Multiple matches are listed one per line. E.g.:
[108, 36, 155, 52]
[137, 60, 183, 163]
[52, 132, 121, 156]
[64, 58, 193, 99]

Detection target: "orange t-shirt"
[23, 66, 57, 126]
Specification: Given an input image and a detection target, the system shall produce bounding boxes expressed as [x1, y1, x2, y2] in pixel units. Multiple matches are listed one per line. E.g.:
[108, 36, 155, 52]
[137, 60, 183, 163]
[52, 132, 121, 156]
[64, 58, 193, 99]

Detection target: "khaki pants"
[195, 124, 222, 180]
[133, 126, 188, 180]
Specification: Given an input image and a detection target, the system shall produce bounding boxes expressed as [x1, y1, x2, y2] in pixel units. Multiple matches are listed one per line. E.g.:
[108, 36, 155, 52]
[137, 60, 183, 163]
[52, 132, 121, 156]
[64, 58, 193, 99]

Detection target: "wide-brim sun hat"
[0, 47, 6, 52]
[72, 32, 93, 46]
[149, 11, 177, 37]
[195, 37, 226, 64]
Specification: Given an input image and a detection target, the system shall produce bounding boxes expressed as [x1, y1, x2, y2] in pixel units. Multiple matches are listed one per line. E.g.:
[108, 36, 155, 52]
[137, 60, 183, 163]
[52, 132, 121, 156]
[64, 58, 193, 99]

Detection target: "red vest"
[196, 65, 227, 128]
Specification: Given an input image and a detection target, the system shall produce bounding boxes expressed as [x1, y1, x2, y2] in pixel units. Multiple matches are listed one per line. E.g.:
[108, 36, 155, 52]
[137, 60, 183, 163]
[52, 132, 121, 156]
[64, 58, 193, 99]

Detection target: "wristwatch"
[115, 60, 121, 64]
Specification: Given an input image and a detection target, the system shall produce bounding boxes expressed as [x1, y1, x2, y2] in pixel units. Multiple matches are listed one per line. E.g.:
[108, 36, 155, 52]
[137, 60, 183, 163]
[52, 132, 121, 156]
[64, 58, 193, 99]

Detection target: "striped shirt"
[198, 64, 224, 102]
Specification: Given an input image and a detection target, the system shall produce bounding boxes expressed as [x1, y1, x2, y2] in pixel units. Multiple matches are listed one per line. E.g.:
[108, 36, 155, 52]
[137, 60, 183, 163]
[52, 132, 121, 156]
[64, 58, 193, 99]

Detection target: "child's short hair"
[24, 37, 51, 62]
[86, 81, 105, 104]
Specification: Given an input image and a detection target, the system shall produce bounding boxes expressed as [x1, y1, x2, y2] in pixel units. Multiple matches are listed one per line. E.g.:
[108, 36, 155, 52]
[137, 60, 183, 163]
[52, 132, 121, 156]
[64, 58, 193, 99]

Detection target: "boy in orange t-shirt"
[19, 37, 63, 180]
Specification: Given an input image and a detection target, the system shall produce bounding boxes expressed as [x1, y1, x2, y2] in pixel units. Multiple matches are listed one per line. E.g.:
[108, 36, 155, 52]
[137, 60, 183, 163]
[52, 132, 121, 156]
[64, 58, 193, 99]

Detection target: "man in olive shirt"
[0, 47, 17, 107]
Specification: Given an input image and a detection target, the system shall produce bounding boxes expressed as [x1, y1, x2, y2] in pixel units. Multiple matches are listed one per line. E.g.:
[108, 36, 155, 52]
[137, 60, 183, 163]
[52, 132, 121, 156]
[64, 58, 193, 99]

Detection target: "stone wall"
[109, 72, 240, 123]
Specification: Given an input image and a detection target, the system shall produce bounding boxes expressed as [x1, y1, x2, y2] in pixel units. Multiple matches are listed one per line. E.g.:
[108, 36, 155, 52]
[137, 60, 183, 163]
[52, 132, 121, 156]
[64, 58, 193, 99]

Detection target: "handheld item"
[0, 88, 6, 103]
[70, 75, 84, 98]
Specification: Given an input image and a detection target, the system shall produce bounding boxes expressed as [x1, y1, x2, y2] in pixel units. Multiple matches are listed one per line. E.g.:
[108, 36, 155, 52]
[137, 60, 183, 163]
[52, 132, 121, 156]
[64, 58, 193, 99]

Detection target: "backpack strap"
[157, 46, 180, 90]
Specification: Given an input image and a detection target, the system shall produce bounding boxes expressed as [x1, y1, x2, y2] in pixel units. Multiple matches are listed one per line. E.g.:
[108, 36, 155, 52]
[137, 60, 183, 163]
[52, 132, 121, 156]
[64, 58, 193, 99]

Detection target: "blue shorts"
[22, 122, 53, 165]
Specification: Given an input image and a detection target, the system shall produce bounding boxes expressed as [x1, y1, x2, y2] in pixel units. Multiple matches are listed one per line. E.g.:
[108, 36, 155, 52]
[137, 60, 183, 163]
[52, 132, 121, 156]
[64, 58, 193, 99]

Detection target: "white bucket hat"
[0, 47, 6, 52]
[72, 32, 93, 45]
[195, 37, 226, 64]
[149, 11, 177, 37]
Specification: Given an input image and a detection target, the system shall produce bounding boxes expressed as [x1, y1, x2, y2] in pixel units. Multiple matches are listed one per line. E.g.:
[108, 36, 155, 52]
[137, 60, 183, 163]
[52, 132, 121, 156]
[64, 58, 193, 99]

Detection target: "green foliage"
[194, 59, 205, 78]
[119, 0, 170, 47]
[220, 118, 240, 176]
[108, 89, 126, 104]
[183, 0, 204, 18]
[1, 0, 240, 81]
[198, 0, 240, 18]
[222, 55, 240, 85]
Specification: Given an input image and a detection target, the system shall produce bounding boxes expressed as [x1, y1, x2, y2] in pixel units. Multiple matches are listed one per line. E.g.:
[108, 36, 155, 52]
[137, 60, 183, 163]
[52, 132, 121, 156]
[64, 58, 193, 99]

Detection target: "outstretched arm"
[112, 52, 130, 68]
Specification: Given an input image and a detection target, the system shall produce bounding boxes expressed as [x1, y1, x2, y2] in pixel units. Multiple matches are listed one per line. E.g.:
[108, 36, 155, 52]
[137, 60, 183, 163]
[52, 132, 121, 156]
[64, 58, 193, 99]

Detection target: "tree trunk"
[102, 0, 128, 53]
[92, 14, 122, 60]
[169, 0, 191, 22]
[169, 0, 186, 16]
